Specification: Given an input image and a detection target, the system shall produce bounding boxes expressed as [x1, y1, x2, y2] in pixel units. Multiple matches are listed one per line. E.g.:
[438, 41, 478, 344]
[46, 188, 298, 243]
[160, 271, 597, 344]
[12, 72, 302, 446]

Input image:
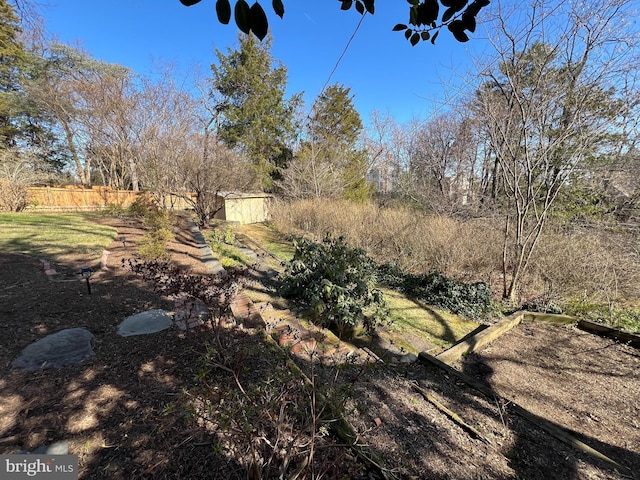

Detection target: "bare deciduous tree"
[407, 112, 479, 213]
[475, 0, 640, 300]
[177, 137, 258, 227]
[25, 43, 130, 187]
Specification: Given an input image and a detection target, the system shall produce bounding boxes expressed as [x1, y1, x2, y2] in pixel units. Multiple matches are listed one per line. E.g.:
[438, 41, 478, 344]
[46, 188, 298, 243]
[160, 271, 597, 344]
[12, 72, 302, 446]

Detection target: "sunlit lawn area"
[237, 223, 295, 262]
[210, 242, 253, 269]
[0, 212, 117, 260]
[382, 288, 480, 350]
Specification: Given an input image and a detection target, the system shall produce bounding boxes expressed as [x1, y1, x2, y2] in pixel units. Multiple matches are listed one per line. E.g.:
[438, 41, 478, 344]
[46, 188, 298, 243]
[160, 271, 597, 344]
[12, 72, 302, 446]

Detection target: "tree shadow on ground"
[0, 252, 246, 480]
[226, 243, 640, 479]
[439, 331, 640, 479]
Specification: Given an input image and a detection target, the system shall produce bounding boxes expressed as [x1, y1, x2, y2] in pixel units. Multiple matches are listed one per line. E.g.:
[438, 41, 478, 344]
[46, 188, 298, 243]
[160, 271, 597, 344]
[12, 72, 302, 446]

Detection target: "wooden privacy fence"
[24, 187, 270, 224]
[26, 186, 146, 211]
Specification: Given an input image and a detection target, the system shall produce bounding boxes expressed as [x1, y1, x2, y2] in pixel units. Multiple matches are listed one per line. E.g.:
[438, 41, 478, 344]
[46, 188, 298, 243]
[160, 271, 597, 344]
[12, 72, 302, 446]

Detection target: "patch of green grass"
[236, 223, 483, 350]
[238, 223, 295, 262]
[203, 227, 253, 268]
[382, 288, 480, 349]
[564, 297, 640, 334]
[0, 212, 117, 260]
[208, 242, 252, 269]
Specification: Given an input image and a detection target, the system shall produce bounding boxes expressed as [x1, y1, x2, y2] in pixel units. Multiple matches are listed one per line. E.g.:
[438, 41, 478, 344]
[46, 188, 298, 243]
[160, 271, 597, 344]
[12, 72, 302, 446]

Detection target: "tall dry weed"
[271, 199, 640, 305]
[532, 226, 640, 303]
[270, 199, 503, 281]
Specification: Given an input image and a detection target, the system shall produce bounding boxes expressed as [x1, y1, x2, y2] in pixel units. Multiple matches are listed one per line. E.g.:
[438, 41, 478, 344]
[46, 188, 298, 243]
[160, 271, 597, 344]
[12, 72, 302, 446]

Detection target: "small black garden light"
[79, 267, 93, 295]
[120, 235, 127, 249]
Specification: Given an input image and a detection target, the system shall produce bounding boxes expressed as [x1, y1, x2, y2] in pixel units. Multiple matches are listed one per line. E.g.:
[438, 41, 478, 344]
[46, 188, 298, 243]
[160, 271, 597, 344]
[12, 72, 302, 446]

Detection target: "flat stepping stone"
[230, 293, 265, 328]
[185, 217, 226, 274]
[12, 328, 94, 371]
[117, 309, 173, 337]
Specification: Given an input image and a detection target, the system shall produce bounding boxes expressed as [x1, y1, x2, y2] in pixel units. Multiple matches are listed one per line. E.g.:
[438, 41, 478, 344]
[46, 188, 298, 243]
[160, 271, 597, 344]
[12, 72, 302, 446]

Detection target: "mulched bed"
[0, 216, 246, 479]
[458, 321, 640, 477]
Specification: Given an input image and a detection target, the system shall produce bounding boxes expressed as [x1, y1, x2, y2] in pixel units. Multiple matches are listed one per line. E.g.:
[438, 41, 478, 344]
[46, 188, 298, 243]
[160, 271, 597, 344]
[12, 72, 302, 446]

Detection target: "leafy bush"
[279, 235, 389, 336]
[207, 227, 236, 245]
[137, 205, 175, 261]
[101, 202, 126, 217]
[138, 227, 174, 261]
[126, 194, 156, 217]
[521, 299, 563, 315]
[378, 263, 494, 319]
[143, 208, 173, 231]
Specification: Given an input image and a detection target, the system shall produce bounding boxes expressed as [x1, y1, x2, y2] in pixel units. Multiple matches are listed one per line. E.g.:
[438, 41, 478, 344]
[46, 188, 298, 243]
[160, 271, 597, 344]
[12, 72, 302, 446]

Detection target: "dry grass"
[270, 198, 502, 278]
[270, 199, 640, 308]
[532, 225, 640, 304]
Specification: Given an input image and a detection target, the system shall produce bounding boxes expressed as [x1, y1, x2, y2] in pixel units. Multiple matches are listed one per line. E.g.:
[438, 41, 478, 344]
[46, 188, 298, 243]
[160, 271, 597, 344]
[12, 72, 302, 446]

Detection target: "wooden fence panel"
[26, 186, 144, 211]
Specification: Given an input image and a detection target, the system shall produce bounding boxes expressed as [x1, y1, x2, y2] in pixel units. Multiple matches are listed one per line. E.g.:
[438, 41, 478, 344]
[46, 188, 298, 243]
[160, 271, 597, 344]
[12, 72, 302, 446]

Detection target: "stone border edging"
[183, 216, 225, 274]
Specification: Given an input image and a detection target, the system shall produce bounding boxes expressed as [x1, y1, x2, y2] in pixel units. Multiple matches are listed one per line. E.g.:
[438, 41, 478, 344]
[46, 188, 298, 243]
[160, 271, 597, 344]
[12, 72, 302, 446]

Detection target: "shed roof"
[216, 192, 274, 199]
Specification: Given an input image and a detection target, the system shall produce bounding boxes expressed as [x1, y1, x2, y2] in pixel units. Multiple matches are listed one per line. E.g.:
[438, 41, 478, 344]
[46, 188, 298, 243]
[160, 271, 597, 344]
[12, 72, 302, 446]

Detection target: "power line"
[318, 12, 367, 98]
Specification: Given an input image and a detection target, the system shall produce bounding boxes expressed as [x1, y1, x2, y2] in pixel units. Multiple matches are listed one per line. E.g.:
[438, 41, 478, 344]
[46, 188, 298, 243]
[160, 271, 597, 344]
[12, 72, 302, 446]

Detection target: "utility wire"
[319, 12, 368, 98]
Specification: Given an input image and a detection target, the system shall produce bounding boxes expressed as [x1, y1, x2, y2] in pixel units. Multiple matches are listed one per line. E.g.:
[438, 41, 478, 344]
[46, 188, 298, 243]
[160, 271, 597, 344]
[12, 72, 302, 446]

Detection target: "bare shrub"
[272, 199, 640, 308]
[0, 153, 34, 212]
[0, 177, 28, 212]
[532, 226, 640, 304]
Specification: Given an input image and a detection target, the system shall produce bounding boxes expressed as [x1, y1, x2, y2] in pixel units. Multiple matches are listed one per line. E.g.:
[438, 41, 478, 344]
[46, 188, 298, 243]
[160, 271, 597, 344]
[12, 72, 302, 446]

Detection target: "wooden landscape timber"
[435, 311, 525, 365]
[417, 351, 633, 477]
[411, 382, 492, 445]
[522, 312, 576, 324]
[261, 331, 396, 480]
[435, 310, 637, 366]
[577, 319, 640, 349]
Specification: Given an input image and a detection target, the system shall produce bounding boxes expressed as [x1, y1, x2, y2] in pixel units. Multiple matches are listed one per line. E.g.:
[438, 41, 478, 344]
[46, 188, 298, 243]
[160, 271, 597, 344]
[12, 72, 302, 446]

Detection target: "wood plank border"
[435, 311, 524, 365]
[577, 320, 640, 348]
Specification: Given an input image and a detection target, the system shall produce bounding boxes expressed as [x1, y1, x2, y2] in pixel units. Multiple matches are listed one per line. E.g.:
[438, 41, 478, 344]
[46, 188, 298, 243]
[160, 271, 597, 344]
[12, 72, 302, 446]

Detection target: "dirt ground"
[1, 214, 639, 479]
[348, 324, 640, 480]
[0, 215, 243, 478]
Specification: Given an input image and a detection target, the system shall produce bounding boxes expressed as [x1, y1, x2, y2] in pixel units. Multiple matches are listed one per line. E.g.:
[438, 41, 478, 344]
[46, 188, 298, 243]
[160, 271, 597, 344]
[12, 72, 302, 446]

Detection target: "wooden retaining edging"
[522, 312, 576, 324]
[435, 311, 639, 366]
[418, 351, 631, 476]
[435, 311, 525, 365]
[577, 320, 640, 348]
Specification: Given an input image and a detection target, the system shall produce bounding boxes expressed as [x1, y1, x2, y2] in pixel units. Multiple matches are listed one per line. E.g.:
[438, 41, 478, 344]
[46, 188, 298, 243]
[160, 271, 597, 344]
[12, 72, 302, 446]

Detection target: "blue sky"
[38, 1, 493, 124]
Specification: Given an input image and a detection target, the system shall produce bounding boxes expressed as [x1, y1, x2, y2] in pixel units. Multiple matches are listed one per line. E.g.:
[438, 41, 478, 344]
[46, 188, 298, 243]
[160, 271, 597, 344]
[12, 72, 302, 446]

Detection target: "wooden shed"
[213, 192, 272, 224]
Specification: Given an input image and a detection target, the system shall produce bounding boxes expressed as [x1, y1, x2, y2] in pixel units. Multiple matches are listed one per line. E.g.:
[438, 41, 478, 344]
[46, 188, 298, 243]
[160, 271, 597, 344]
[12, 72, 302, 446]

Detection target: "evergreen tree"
[0, 0, 27, 147]
[307, 84, 370, 200]
[211, 34, 300, 190]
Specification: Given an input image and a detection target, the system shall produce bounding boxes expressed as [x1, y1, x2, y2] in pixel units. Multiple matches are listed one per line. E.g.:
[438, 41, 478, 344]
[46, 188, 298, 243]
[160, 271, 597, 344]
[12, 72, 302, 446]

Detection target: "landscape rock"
[12, 328, 94, 371]
[174, 295, 210, 330]
[32, 441, 69, 455]
[399, 353, 418, 364]
[117, 309, 173, 337]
